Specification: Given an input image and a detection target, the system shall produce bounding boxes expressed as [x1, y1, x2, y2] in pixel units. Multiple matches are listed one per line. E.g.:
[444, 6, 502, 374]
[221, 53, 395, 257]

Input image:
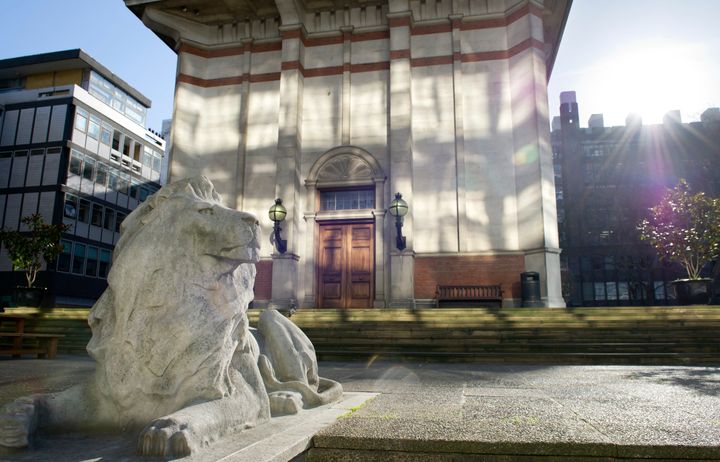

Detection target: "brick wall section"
[414, 255, 525, 299]
[254, 260, 273, 301]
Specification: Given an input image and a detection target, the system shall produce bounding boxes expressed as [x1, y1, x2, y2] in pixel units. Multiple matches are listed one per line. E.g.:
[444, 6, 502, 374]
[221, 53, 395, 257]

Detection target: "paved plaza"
[0, 356, 719, 461]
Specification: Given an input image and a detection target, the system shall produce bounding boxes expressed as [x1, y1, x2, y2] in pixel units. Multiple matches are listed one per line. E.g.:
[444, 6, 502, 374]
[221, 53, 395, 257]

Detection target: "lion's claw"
[138, 417, 193, 458]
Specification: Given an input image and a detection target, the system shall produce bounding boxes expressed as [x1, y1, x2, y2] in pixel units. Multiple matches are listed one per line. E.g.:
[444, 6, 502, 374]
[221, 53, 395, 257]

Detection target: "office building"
[0, 49, 166, 306]
[552, 92, 720, 306]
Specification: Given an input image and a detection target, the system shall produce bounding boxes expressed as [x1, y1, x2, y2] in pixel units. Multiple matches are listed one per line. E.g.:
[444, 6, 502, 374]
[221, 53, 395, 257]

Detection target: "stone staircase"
[3, 306, 720, 365]
[250, 306, 720, 365]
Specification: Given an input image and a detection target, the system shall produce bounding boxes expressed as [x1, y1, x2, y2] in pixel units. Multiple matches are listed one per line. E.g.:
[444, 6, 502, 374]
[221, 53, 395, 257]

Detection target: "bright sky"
[548, 0, 720, 127]
[0, 0, 177, 131]
[1, 1, 719, 130]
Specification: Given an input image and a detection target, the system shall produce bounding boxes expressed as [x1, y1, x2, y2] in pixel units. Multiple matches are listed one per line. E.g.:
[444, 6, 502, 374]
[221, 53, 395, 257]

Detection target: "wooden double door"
[317, 221, 374, 308]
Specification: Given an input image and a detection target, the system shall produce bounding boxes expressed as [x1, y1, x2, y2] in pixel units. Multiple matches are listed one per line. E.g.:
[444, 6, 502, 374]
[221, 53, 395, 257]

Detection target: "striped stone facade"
[127, 0, 570, 308]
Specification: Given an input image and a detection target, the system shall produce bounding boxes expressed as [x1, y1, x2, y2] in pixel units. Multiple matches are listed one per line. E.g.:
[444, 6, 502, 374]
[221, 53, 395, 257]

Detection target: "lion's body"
[0, 177, 341, 458]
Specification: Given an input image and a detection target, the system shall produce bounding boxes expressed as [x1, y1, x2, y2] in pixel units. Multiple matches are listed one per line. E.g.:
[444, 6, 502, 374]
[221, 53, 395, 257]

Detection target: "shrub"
[0, 214, 69, 288]
[638, 180, 720, 280]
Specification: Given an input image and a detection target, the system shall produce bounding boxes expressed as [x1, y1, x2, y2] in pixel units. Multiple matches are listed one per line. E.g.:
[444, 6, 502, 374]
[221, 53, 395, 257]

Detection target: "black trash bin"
[521, 272, 542, 307]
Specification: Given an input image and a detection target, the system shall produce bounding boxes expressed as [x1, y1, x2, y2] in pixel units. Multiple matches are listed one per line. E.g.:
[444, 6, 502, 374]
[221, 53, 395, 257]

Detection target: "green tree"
[638, 180, 720, 280]
[0, 214, 69, 288]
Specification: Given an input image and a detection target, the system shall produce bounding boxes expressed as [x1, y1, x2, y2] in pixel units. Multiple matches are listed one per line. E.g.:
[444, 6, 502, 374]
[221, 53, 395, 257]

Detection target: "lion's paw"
[0, 397, 38, 448]
[137, 418, 194, 458]
[268, 391, 303, 416]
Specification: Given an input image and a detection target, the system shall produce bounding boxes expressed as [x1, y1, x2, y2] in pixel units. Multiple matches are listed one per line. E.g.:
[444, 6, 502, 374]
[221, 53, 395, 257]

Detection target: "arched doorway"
[303, 147, 386, 308]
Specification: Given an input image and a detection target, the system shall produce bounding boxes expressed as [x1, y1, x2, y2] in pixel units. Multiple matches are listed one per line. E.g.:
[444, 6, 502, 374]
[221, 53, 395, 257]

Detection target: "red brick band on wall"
[254, 260, 273, 301]
[414, 255, 525, 300]
[177, 9, 543, 88]
[177, 72, 281, 87]
[179, 35, 540, 87]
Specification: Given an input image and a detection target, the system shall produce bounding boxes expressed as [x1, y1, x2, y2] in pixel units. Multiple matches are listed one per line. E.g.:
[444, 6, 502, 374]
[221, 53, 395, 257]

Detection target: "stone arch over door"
[303, 146, 387, 308]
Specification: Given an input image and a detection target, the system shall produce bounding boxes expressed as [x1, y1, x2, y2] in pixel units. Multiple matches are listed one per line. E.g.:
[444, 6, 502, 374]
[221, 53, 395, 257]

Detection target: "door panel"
[318, 222, 374, 308]
[320, 225, 345, 308]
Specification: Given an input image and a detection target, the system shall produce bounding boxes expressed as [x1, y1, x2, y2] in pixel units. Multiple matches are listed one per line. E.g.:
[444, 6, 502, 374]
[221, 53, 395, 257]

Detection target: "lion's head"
[86, 176, 261, 422]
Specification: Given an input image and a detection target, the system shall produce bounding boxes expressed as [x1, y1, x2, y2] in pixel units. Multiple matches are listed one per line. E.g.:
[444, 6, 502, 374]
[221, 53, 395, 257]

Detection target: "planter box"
[672, 279, 712, 305]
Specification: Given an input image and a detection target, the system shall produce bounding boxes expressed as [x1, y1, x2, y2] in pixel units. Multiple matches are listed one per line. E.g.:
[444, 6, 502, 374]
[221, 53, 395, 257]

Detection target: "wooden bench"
[0, 333, 65, 359]
[435, 284, 503, 308]
[1, 315, 65, 359]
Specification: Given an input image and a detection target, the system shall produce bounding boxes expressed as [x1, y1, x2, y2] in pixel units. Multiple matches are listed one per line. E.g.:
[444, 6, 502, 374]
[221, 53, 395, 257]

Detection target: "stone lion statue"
[0, 176, 341, 458]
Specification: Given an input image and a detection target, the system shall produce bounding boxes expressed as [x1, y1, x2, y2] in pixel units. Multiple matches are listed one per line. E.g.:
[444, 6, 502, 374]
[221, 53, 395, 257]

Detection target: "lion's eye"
[199, 207, 214, 216]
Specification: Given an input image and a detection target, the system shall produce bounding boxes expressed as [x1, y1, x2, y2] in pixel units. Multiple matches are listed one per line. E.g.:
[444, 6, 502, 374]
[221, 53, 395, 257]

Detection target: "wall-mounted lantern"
[388, 192, 408, 251]
[268, 198, 287, 254]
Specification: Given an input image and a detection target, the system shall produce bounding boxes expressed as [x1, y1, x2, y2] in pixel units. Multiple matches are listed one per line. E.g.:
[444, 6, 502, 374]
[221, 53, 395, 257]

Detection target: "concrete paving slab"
[313, 361, 720, 460]
[0, 357, 376, 462]
[1, 357, 720, 461]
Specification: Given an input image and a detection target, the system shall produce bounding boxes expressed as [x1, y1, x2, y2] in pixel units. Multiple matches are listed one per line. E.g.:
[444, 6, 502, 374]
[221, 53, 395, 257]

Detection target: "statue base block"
[0, 392, 376, 462]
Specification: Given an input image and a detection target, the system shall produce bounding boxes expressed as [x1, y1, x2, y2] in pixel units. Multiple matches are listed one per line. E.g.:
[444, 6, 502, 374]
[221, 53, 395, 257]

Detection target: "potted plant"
[637, 180, 720, 305]
[0, 214, 69, 307]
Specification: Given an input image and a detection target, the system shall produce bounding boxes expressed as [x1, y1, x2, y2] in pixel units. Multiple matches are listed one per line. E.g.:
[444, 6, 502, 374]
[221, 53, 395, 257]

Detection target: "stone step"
[314, 350, 720, 365]
[5, 306, 719, 363]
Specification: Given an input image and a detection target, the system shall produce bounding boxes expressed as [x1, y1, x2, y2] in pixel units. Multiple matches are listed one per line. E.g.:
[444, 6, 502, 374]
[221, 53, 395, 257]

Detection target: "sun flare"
[583, 40, 714, 125]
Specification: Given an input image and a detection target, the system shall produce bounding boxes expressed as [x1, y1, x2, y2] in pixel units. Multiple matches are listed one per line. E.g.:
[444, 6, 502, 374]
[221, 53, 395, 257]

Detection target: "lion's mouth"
[214, 243, 259, 262]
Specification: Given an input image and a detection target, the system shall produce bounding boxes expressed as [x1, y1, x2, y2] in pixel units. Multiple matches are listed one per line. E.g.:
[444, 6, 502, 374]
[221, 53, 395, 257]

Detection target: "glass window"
[103, 208, 115, 230]
[582, 282, 594, 301]
[130, 181, 140, 199]
[64, 194, 77, 219]
[98, 249, 111, 278]
[72, 243, 86, 274]
[74, 108, 88, 132]
[142, 147, 153, 166]
[594, 282, 606, 300]
[133, 142, 142, 162]
[654, 281, 666, 300]
[91, 203, 103, 227]
[57, 240, 72, 272]
[604, 256, 615, 271]
[108, 172, 118, 191]
[152, 153, 161, 172]
[82, 158, 95, 181]
[88, 71, 147, 126]
[85, 247, 98, 277]
[117, 175, 129, 195]
[122, 137, 131, 156]
[618, 282, 630, 301]
[605, 282, 618, 300]
[78, 200, 90, 223]
[139, 187, 150, 202]
[100, 126, 112, 145]
[14, 150, 27, 157]
[87, 116, 100, 139]
[112, 131, 121, 151]
[580, 257, 593, 273]
[115, 212, 126, 233]
[30, 149, 44, 156]
[0, 151, 11, 158]
[46, 147, 61, 155]
[95, 163, 107, 186]
[319, 189, 375, 211]
[69, 152, 82, 175]
[88, 72, 112, 105]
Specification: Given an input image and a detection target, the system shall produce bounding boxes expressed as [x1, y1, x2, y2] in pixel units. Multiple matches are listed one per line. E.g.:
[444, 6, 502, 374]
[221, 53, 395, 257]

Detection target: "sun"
[585, 39, 713, 124]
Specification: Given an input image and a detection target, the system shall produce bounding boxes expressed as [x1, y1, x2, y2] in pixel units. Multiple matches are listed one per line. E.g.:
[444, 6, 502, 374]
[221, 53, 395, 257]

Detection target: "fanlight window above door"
[320, 188, 375, 211]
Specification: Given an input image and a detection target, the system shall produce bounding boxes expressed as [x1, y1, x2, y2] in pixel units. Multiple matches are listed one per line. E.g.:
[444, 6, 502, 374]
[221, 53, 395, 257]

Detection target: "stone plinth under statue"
[0, 176, 342, 458]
